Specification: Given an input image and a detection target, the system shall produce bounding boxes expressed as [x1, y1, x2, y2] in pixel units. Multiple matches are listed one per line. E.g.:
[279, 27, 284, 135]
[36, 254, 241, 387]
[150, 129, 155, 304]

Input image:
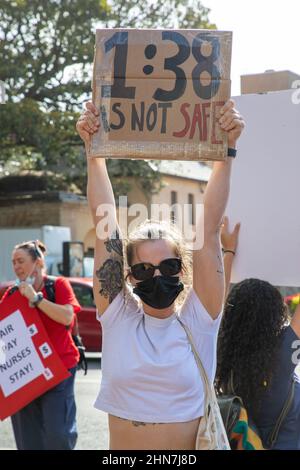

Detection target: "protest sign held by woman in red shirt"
[1, 239, 81, 450]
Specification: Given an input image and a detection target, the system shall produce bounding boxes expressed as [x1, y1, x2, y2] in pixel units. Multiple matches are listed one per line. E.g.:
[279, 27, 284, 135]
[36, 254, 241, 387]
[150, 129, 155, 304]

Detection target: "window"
[71, 283, 95, 308]
[188, 193, 195, 225]
[83, 257, 94, 277]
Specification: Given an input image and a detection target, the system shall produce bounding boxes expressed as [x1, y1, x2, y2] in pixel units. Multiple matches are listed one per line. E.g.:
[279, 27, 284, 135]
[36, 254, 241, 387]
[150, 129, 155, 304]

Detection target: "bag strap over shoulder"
[224, 366, 295, 449]
[177, 315, 231, 450]
[7, 285, 19, 297]
[228, 366, 296, 448]
[176, 315, 213, 414]
[43, 275, 57, 303]
[266, 378, 296, 448]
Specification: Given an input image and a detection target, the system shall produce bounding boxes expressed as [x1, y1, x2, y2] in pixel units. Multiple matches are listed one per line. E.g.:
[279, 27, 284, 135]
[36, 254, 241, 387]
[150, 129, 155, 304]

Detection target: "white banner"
[0, 310, 46, 397]
[227, 89, 300, 287]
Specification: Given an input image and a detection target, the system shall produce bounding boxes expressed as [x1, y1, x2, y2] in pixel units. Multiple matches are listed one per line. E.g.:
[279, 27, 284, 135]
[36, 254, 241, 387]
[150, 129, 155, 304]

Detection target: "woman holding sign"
[76, 99, 244, 450]
[1, 240, 81, 450]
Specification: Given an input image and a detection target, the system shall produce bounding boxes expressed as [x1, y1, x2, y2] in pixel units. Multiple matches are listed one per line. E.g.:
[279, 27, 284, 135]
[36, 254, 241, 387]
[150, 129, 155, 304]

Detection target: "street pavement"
[0, 358, 109, 450]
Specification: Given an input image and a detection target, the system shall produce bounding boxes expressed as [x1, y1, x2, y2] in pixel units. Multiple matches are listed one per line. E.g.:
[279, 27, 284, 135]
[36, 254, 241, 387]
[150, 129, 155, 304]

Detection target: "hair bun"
[35, 239, 47, 255]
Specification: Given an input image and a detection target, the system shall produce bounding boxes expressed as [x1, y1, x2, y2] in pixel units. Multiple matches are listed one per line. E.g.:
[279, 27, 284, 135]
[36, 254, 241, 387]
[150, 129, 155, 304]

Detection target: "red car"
[0, 277, 102, 353]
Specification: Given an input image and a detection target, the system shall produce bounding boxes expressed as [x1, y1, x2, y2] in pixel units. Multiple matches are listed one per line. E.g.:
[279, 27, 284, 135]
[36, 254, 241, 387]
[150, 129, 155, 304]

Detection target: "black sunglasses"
[130, 258, 182, 281]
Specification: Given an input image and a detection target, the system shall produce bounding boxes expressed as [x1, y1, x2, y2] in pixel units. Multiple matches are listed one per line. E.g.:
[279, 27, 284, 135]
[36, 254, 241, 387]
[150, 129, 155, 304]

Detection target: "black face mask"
[133, 275, 184, 310]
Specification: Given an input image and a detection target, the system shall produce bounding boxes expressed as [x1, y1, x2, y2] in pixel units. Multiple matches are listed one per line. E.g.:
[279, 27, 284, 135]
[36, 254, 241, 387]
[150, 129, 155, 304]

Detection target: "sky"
[203, 0, 300, 96]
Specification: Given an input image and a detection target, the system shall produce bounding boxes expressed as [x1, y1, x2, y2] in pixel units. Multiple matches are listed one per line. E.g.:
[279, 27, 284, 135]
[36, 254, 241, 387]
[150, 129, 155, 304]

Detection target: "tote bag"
[177, 316, 230, 450]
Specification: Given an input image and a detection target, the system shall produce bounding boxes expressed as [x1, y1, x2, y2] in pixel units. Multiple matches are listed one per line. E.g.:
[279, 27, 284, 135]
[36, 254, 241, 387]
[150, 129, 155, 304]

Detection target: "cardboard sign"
[90, 29, 232, 161]
[0, 291, 70, 420]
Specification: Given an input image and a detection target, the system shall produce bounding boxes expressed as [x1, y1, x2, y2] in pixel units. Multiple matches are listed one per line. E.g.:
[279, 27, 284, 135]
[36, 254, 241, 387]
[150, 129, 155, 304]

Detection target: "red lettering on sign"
[173, 102, 219, 143]
[173, 103, 191, 138]
[189, 104, 203, 140]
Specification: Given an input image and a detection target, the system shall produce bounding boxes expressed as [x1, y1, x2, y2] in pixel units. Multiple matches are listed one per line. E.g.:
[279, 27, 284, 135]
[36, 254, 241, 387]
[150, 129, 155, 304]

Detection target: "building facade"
[0, 161, 211, 254]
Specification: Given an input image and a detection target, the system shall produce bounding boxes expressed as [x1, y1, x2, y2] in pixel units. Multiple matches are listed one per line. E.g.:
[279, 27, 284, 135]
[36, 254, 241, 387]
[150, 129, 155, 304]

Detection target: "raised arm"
[193, 99, 245, 318]
[76, 102, 124, 315]
[221, 216, 241, 299]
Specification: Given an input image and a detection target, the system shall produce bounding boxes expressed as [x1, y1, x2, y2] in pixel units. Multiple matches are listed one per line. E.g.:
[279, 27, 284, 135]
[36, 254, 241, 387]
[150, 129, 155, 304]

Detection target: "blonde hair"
[125, 220, 192, 305]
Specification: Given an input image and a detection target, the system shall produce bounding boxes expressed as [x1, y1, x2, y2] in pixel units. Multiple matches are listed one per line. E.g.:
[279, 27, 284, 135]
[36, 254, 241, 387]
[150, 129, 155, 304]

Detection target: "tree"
[1, 0, 109, 109]
[107, 0, 216, 30]
[0, 0, 216, 195]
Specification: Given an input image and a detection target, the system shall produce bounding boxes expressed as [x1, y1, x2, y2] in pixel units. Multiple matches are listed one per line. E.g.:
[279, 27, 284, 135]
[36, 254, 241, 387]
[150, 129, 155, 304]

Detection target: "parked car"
[0, 277, 102, 353]
[70, 277, 102, 352]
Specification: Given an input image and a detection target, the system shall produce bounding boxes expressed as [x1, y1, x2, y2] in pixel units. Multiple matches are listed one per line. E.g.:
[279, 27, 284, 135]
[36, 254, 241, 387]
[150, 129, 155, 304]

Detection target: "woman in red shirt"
[1, 239, 81, 450]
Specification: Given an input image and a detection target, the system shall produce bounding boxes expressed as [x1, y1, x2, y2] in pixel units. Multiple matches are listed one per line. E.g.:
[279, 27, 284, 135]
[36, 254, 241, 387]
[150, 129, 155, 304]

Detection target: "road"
[0, 358, 109, 450]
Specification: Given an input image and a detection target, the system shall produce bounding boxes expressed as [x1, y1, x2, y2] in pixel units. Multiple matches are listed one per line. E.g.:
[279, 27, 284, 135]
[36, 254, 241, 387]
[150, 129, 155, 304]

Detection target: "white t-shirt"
[94, 287, 222, 423]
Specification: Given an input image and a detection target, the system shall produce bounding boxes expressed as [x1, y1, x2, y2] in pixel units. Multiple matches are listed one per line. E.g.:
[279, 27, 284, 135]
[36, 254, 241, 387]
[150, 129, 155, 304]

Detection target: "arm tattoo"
[95, 231, 124, 303]
[131, 421, 162, 427]
[96, 258, 123, 303]
[117, 417, 162, 426]
[104, 230, 123, 257]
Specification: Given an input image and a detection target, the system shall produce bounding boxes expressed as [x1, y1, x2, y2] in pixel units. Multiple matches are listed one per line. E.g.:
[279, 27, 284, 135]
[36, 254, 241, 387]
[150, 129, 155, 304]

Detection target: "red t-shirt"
[1, 276, 81, 369]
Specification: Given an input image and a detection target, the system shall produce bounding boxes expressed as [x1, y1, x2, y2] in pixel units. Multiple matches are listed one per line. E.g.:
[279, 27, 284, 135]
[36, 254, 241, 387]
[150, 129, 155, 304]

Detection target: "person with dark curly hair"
[216, 221, 300, 449]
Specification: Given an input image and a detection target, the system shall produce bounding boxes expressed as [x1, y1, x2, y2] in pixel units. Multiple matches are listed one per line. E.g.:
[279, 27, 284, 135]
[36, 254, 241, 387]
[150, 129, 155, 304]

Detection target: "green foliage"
[1, 0, 109, 109]
[105, 0, 216, 30]
[287, 295, 300, 315]
[0, 98, 83, 188]
[0, 0, 216, 195]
